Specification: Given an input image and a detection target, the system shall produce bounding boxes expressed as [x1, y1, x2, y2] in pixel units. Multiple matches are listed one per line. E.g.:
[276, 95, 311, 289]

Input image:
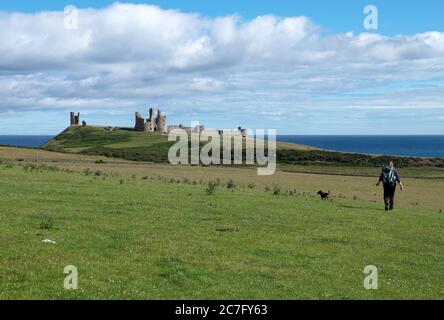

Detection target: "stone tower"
[134, 112, 145, 131]
[145, 108, 156, 132]
[133, 107, 168, 133]
[156, 109, 167, 133]
[70, 112, 80, 125]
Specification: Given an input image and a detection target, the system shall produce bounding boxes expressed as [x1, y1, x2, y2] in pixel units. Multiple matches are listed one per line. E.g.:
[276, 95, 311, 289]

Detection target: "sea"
[1, 135, 444, 158]
[277, 135, 444, 158]
[0, 136, 54, 148]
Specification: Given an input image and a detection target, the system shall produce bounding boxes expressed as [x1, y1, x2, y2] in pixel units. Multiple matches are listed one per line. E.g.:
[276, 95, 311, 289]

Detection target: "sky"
[0, 0, 443, 135]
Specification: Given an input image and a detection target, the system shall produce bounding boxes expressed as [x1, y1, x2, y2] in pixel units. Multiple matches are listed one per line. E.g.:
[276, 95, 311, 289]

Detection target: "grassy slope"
[41, 125, 316, 163]
[43, 126, 314, 148]
[42, 126, 176, 163]
[42, 126, 444, 168]
[1, 163, 443, 299]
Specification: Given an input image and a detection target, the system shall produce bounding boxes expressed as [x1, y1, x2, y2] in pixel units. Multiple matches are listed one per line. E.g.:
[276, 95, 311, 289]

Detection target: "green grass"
[41, 125, 316, 164]
[1, 163, 443, 299]
[280, 164, 444, 178]
[42, 126, 444, 168]
[42, 126, 175, 163]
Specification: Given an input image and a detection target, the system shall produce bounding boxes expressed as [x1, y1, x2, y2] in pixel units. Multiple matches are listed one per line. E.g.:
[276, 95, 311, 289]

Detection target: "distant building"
[219, 127, 247, 137]
[134, 108, 168, 133]
[167, 124, 205, 134]
[69, 108, 244, 137]
[70, 112, 80, 125]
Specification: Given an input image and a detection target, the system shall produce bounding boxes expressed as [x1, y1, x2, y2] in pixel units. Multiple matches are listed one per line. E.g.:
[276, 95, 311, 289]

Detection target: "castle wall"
[156, 114, 167, 133]
[134, 112, 145, 131]
[70, 112, 80, 125]
[134, 108, 168, 133]
[74, 108, 235, 136]
[146, 108, 155, 132]
[167, 124, 205, 134]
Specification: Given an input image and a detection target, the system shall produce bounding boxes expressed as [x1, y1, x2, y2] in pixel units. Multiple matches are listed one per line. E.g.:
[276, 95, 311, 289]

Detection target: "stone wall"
[134, 112, 145, 131]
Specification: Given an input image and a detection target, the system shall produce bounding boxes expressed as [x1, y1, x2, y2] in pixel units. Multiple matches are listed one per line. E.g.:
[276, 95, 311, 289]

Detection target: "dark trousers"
[383, 183, 397, 210]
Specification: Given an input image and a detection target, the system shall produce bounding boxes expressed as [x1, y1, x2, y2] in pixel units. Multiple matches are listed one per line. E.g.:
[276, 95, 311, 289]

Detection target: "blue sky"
[0, 1, 443, 135]
[2, 0, 444, 35]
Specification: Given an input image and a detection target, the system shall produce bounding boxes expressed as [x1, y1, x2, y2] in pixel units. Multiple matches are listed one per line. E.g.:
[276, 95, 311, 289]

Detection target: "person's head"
[388, 161, 394, 169]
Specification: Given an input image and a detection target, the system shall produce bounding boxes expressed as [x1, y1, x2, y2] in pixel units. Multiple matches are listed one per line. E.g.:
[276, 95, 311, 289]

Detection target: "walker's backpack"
[382, 166, 396, 184]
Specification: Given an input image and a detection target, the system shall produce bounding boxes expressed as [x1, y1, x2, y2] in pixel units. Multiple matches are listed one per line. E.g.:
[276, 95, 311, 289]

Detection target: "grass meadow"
[41, 126, 444, 167]
[1, 152, 443, 299]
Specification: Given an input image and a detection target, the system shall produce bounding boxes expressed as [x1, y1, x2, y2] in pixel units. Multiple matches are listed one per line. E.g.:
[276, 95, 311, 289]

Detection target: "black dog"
[317, 190, 330, 200]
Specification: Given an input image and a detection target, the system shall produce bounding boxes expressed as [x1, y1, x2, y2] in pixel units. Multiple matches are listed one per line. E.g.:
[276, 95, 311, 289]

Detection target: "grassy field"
[42, 126, 444, 168]
[2, 146, 444, 209]
[1, 147, 444, 299]
[42, 125, 317, 164]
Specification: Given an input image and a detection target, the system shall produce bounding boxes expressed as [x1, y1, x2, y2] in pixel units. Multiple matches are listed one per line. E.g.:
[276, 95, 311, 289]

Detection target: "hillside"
[42, 125, 444, 168]
[42, 125, 317, 163]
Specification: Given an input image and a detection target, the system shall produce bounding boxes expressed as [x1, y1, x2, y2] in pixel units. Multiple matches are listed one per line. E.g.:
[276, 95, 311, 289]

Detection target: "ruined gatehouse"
[134, 108, 168, 133]
[70, 112, 80, 125]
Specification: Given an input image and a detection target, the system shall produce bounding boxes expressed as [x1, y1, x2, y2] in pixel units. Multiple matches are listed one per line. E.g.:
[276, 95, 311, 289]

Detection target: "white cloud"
[0, 2, 443, 134]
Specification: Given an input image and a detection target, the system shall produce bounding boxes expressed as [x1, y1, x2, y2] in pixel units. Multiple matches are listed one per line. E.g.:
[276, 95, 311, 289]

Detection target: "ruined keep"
[156, 109, 167, 133]
[67, 108, 243, 137]
[134, 108, 168, 133]
[145, 108, 155, 132]
[134, 112, 145, 131]
[70, 112, 80, 125]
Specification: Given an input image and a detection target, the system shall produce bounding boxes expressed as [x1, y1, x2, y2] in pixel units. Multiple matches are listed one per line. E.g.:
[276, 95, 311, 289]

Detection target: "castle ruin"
[68, 108, 245, 137]
[167, 124, 205, 134]
[134, 108, 168, 133]
[70, 112, 80, 125]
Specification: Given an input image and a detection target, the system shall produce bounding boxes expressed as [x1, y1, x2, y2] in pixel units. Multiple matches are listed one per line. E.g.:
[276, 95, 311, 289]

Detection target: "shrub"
[226, 179, 236, 189]
[247, 183, 256, 190]
[206, 181, 218, 195]
[264, 186, 271, 192]
[47, 165, 60, 172]
[83, 168, 91, 176]
[94, 160, 106, 164]
[39, 217, 54, 230]
[273, 185, 281, 195]
[119, 179, 124, 185]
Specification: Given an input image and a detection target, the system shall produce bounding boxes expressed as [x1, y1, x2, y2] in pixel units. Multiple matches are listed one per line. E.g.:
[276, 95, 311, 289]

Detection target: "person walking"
[376, 161, 404, 211]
